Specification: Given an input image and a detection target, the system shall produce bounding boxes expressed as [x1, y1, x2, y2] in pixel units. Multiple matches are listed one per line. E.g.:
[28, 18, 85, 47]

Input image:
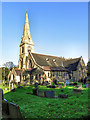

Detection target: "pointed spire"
[22, 11, 34, 45]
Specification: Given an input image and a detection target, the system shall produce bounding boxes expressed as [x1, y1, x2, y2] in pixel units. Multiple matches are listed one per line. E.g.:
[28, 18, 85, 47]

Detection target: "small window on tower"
[22, 47, 24, 53]
[28, 46, 31, 52]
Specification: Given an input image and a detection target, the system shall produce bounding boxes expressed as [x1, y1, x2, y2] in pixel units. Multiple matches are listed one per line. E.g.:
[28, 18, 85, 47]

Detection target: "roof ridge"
[32, 52, 65, 59]
[64, 57, 81, 61]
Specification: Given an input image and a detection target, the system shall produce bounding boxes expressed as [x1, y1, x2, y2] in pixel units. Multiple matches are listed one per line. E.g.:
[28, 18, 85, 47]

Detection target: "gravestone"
[47, 85, 55, 88]
[73, 89, 82, 94]
[33, 82, 39, 95]
[33, 89, 37, 95]
[0, 89, 3, 119]
[76, 84, 82, 89]
[17, 86, 23, 89]
[45, 91, 55, 98]
[2, 99, 9, 116]
[69, 83, 73, 86]
[38, 90, 45, 97]
[8, 102, 22, 119]
[11, 88, 15, 92]
[0, 89, 3, 100]
[63, 83, 66, 87]
[85, 84, 90, 88]
[51, 85, 55, 88]
[59, 85, 62, 88]
[58, 94, 68, 99]
[2, 99, 22, 119]
[65, 80, 69, 85]
[73, 83, 77, 86]
[61, 89, 64, 92]
[34, 82, 38, 90]
[47, 85, 51, 88]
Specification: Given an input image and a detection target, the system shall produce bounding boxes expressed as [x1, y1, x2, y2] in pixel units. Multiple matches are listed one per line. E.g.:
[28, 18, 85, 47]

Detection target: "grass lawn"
[1, 84, 89, 119]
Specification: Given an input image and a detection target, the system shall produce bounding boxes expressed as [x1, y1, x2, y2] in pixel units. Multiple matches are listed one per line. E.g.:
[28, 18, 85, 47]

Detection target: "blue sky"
[2, 2, 88, 65]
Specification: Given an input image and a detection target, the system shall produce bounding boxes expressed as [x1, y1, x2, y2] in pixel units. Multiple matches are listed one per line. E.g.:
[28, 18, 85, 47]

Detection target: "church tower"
[19, 11, 34, 69]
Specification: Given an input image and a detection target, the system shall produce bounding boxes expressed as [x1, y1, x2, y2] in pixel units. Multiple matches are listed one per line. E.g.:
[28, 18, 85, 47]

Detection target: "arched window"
[28, 59, 32, 68]
[22, 47, 24, 53]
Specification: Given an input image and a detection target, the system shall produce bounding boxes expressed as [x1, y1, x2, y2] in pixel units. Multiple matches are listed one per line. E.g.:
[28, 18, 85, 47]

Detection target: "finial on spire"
[26, 9, 27, 13]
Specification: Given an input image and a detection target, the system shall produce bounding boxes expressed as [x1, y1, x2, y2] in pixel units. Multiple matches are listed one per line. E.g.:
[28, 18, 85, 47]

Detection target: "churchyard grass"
[1, 85, 89, 119]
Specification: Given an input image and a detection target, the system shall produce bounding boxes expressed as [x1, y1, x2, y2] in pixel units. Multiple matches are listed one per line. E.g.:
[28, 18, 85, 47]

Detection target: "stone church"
[8, 12, 87, 85]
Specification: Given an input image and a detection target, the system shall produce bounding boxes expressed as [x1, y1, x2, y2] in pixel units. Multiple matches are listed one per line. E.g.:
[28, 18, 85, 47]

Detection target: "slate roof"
[32, 53, 65, 67]
[32, 53, 81, 72]
[63, 58, 81, 72]
[43, 66, 68, 71]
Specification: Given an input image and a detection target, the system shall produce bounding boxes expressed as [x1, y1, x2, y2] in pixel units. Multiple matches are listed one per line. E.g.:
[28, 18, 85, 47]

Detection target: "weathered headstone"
[33, 82, 39, 95]
[69, 83, 73, 86]
[0, 89, 3, 119]
[85, 84, 90, 88]
[38, 90, 45, 97]
[61, 89, 64, 92]
[33, 89, 37, 95]
[73, 89, 82, 94]
[51, 85, 55, 88]
[65, 80, 69, 85]
[47, 85, 51, 88]
[11, 88, 15, 92]
[2, 99, 9, 116]
[34, 82, 38, 90]
[17, 86, 23, 89]
[59, 85, 62, 88]
[45, 90, 55, 98]
[73, 83, 77, 86]
[58, 94, 68, 99]
[47, 85, 55, 88]
[8, 102, 22, 119]
[63, 83, 66, 87]
[0, 89, 3, 100]
[76, 84, 82, 89]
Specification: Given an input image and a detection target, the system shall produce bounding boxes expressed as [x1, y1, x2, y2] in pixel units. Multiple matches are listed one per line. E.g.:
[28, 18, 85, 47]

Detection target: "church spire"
[22, 11, 34, 45]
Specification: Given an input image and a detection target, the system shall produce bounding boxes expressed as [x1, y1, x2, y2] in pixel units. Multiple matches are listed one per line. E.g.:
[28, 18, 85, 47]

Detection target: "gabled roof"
[31, 52, 81, 72]
[32, 53, 65, 67]
[14, 69, 23, 76]
[63, 58, 81, 71]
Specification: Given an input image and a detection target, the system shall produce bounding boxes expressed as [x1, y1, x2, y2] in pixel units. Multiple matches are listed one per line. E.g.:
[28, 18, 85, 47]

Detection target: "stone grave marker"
[11, 88, 15, 92]
[2, 99, 9, 116]
[76, 84, 82, 89]
[73, 89, 82, 94]
[73, 82, 77, 86]
[63, 83, 66, 87]
[17, 86, 23, 89]
[61, 89, 64, 92]
[34, 82, 38, 90]
[33, 89, 37, 95]
[59, 85, 62, 88]
[33, 82, 39, 95]
[85, 84, 90, 88]
[58, 94, 68, 99]
[0, 89, 3, 119]
[8, 102, 22, 119]
[45, 90, 55, 98]
[38, 90, 45, 97]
